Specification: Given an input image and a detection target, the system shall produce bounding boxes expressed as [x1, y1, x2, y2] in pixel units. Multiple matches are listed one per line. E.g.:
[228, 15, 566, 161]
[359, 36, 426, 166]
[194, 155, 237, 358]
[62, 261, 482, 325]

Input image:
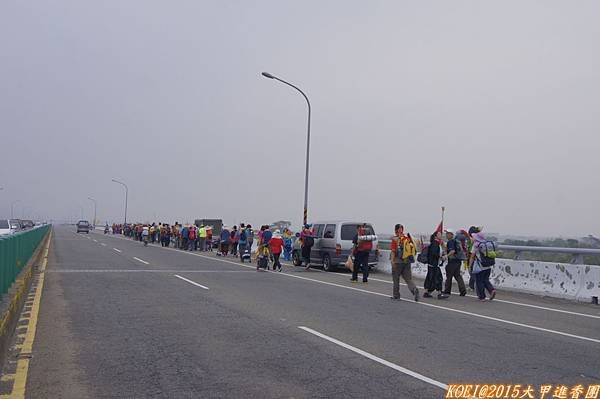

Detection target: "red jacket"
[269, 237, 284, 254]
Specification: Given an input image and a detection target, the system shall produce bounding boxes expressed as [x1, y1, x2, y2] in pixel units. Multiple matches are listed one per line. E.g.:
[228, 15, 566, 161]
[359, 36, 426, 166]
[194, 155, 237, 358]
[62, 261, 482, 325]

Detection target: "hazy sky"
[1, 1, 598, 236]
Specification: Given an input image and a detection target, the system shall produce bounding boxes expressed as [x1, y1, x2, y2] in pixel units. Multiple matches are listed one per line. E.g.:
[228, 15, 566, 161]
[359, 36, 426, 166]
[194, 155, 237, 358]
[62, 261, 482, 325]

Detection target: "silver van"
[292, 221, 379, 271]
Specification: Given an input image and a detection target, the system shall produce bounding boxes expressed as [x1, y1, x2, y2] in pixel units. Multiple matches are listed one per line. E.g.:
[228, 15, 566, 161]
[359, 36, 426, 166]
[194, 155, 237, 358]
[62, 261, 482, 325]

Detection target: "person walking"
[230, 226, 239, 256]
[181, 224, 189, 250]
[351, 224, 373, 283]
[390, 224, 419, 301]
[198, 225, 206, 252]
[188, 224, 197, 251]
[300, 224, 314, 270]
[238, 223, 248, 262]
[282, 229, 293, 261]
[220, 226, 230, 256]
[443, 229, 467, 296]
[206, 226, 213, 251]
[269, 230, 284, 272]
[245, 224, 254, 255]
[423, 231, 448, 299]
[469, 228, 497, 301]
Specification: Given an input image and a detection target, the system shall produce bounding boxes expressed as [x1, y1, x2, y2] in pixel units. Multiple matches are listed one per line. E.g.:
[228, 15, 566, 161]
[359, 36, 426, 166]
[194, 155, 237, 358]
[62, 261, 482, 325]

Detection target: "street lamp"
[261, 71, 312, 226]
[111, 179, 128, 225]
[88, 197, 97, 228]
[10, 200, 20, 219]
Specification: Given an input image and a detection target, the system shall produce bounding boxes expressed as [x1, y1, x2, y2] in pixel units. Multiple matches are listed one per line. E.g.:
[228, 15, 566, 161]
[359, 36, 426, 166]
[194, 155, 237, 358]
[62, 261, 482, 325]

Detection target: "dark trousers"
[444, 260, 466, 295]
[301, 246, 312, 264]
[231, 242, 238, 256]
[238, 243, 247, 260]
[273, 253, 281, 270]
[199, 237, 205, 251]
[352, 251, 370, 282]
[475, 268, 495, 299]
[424, 265, 443, 292]
[220, 242, 229, 255]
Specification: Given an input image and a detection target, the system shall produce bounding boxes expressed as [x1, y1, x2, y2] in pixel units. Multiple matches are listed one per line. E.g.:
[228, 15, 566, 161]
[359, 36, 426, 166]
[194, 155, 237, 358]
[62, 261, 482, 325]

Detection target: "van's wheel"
[322, 254, 334, 272]
[292, 251, 302, 266]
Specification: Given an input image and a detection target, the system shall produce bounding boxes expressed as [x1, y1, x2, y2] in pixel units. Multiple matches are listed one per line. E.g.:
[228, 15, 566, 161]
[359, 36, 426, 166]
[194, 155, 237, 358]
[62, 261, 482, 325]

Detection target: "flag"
[435, 221, 443, 234]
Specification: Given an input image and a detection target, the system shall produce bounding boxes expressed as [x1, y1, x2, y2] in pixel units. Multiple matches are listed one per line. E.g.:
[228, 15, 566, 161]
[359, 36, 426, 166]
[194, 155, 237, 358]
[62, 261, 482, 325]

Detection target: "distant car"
[0, 219, 20, 236]
[76, 220, 90, 234]
[22, 220, 34, 229]
[292, 220, 379, 272]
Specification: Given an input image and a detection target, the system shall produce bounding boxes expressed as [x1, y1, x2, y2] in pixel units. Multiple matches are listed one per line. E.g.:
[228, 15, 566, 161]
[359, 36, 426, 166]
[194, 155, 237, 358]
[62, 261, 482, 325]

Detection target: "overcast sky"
[1, 1, 598, 237]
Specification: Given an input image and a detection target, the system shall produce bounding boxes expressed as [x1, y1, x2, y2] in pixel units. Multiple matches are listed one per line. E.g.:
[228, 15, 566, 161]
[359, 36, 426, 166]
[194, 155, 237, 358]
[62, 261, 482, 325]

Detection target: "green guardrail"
[0, 225, 51, 297]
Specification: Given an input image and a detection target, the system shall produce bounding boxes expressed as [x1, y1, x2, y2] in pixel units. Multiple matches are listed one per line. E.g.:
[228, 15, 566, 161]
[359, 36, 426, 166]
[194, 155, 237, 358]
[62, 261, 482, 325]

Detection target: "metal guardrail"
[377, 240, 600, 265]
[0, 225, 51, 296]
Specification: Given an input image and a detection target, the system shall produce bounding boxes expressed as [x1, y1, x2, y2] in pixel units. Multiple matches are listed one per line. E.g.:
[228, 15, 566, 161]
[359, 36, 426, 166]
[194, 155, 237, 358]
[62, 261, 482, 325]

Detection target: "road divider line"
[299, 326, 447, 390]
[133, 257, 149, 265]
[93, 239, 98, 242]
[174, 275, 209, 290]
[92, 232, 600, 343]
[113, 248, 122, 253]
[101, 243, 107, 247]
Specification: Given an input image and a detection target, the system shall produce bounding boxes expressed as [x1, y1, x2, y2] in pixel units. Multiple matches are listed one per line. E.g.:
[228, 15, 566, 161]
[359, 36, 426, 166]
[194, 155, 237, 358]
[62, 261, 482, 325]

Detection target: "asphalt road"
[18, 226, 600, 398]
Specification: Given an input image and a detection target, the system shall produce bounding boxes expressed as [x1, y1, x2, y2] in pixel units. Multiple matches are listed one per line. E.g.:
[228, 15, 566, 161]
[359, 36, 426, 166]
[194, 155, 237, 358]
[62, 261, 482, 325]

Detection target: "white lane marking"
[113, 248, 122, 253]
[133, 257, 149, 265]
[48, 269, 254, 273]
[174, 274, 209, 290]
[183, 253, 600, 344]
[299, 326, 447, 390]
[95, 233, 600, 343]
[93, 239, 98, 242]
[101, 243, 107, 247]
[337, 274, 600, 320]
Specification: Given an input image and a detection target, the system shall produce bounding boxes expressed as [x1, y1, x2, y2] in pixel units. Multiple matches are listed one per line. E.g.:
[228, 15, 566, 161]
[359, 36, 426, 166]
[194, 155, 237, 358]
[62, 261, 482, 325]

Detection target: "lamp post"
[111, 179, 128, 225]
[88, 197, 97, 228]
[10, 200, 20, 219]
[261, 72, 312, 226]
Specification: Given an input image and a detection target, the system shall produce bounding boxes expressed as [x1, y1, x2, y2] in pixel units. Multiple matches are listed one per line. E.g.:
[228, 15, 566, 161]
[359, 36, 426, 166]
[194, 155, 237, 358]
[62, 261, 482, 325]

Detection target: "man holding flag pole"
[423, 207, 449, 299]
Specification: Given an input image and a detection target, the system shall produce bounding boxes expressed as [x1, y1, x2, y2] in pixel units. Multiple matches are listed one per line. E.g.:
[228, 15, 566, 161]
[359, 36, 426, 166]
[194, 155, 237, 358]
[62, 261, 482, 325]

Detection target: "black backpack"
[417, 245, 429, 264]
[303, 235, 314, 247]
[240, 230, 247, 242]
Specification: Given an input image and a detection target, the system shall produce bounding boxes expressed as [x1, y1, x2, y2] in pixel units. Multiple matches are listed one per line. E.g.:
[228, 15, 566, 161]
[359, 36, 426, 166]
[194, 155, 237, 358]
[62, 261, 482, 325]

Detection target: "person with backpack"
[390, 224, 419, 301]
[423, 231, 448, 299]
[443, 228, 467, 296]
[220, 226, 230, 256]
[469, 229, 497, 301]
[230, 226, 239, 256]
[351, 224, 373, 283]
[300, 224, 314, 270]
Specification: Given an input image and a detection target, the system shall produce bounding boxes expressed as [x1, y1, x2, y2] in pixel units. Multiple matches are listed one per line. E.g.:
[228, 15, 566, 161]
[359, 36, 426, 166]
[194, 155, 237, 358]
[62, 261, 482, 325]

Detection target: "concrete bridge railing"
[376, 247, 600, 303]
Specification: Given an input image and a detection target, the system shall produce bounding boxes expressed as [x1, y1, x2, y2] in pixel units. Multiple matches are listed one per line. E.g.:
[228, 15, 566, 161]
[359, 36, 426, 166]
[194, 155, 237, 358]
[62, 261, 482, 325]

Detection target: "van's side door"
[311, 224, 325, 263]
[321, 224, 337, 263]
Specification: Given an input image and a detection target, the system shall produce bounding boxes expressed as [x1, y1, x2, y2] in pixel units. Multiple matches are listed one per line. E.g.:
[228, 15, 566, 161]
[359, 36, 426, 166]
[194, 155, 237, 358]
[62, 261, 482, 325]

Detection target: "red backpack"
[356, 228, 373, 252]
